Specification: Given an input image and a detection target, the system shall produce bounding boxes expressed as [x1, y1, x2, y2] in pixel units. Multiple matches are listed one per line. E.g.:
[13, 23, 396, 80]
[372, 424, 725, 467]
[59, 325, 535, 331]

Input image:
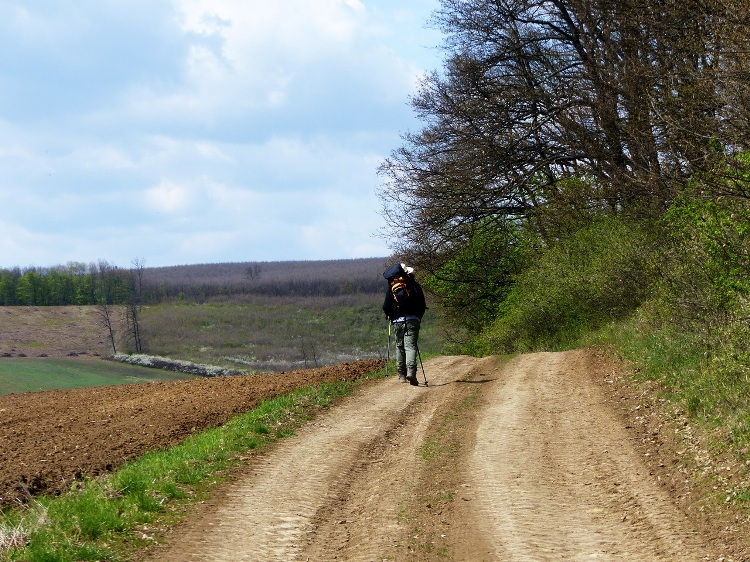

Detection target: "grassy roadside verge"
[0, 367, 387, 562]
[586, 318, 750, 522]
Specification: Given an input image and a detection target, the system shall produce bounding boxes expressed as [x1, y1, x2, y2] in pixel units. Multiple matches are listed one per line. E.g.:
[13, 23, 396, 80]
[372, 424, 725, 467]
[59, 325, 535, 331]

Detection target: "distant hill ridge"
[0, 257, 391, 305]
[142, 257, 390, 300]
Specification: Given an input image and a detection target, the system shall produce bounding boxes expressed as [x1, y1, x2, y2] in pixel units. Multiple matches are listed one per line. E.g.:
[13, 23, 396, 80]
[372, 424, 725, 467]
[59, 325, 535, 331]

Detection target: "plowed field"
[0, 359, 383, 506]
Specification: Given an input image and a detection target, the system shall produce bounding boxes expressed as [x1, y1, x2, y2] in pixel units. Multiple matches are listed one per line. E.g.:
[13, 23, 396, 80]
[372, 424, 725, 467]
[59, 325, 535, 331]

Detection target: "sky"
[0, 0, 444, 269]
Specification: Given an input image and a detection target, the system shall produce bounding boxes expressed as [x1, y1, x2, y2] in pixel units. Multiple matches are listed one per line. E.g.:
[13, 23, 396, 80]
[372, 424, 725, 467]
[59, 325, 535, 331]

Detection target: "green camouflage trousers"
[394, 319, 420, 378]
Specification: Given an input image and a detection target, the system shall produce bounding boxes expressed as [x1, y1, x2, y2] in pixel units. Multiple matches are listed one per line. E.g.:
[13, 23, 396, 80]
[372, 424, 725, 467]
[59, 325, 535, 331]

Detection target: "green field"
[0, 358, 198, 396]
[139, 294, 444, 372]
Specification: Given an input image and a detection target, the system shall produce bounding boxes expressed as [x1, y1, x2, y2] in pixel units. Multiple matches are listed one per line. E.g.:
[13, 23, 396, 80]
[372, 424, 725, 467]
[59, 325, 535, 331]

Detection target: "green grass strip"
[0, 368, 386, 562]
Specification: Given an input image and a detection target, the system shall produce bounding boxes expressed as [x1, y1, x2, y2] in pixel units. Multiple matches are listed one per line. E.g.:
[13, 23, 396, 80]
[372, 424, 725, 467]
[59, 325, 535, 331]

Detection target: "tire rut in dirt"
[150, 377, 436, 562]
[300, 355, 491, 562]
[457, 351, 712, 561]
[299, 399, 429, 560]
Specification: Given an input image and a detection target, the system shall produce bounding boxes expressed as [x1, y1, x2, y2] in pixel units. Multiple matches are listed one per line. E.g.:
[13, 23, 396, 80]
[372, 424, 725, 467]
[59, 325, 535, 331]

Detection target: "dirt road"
[148, 351, 745, 561]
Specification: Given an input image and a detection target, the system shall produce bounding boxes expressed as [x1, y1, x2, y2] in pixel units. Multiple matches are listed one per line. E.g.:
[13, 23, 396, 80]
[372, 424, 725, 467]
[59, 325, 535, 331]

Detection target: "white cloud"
[118, 0, 427, 128]
[145, 180, 194, 213]
[177, 0, 369, 53]
[0, 0, 443, 268]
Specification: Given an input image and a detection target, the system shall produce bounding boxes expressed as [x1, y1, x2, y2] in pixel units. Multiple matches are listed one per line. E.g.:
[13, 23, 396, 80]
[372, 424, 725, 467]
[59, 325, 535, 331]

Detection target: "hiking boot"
[406, 375, 419, 386]
[397, 375, 408, 383]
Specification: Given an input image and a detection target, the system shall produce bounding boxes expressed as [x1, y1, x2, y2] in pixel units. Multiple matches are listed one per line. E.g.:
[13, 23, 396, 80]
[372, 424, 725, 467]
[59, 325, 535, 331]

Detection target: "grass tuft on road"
[399, 386, 481, 561]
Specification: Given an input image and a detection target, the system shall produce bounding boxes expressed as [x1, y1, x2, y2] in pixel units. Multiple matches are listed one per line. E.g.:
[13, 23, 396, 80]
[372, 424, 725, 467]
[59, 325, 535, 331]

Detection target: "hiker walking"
[383, 263, 427, 386]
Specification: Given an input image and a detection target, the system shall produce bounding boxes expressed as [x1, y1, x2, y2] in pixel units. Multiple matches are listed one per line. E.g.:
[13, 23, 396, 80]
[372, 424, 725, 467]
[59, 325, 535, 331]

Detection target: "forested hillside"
[0, 257, 388, 305]
[142, 258, 387, 300]
[378, 0, 750, 481]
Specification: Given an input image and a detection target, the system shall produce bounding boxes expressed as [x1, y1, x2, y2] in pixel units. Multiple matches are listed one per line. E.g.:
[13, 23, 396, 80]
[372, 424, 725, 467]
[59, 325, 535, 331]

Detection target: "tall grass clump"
[0, 368, 385, 562]
[484, 216, 654, 352]
[609, 191, 750, 448]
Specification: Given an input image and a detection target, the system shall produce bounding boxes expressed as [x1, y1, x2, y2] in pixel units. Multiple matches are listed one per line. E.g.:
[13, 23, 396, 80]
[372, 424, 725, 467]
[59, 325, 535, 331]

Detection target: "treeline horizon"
[0, 257, 391, 306]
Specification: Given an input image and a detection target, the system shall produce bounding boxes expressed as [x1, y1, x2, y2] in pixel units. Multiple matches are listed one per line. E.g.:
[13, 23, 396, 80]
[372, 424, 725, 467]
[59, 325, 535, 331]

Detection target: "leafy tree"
[0, 269, 19, 305]
[16, 270, 43, 305]
[75, 272, 97, 305]
[421, 219, 527, 335]
[379, 0, 750, 264]
[46, 268, 75, 305]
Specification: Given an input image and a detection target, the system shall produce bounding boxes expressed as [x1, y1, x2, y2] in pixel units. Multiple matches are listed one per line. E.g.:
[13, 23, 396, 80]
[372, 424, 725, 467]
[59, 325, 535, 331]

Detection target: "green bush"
[422, 221, 525, 335]
[656, 194, 750, 342]
[484, 217, 654, 352]
[627, 191, 750, 447]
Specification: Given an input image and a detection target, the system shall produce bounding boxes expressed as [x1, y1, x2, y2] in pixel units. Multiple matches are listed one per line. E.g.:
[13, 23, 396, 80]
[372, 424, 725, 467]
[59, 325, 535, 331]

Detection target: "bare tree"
[96, 303, 119, 355]
[245, 263, 263, 280]
[124, 258, 146, 353]
[297, 335, 320, 368]
[380, 0, 750, 249]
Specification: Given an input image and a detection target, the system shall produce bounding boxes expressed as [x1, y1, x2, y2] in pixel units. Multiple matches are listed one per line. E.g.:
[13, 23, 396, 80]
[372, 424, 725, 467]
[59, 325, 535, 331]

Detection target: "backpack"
[383, 263, 418, 317]
[389, 274, 415, 309]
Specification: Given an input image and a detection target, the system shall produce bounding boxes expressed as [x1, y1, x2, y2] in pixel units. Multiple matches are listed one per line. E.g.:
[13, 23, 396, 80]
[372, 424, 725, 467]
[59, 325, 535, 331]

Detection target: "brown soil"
[0, 360, 383, 506]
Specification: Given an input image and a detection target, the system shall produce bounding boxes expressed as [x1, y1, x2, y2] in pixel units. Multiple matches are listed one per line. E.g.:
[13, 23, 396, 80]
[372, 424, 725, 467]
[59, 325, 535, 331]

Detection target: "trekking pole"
[386, 321, 392, 377]
[416, 344, 428, 387]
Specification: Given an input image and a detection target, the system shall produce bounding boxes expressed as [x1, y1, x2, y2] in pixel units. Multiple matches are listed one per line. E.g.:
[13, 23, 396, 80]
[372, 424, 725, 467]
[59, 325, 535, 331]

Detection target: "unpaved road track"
[149, 351, 742, 561]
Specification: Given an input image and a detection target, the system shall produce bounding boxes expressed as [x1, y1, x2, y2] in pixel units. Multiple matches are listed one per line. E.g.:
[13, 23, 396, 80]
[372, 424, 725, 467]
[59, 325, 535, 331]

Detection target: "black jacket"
[383, 278, 427, 321]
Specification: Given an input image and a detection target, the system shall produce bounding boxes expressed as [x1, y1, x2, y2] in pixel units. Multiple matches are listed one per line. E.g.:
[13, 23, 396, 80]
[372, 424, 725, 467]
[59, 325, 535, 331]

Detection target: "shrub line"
[109, 353, 245, 377]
